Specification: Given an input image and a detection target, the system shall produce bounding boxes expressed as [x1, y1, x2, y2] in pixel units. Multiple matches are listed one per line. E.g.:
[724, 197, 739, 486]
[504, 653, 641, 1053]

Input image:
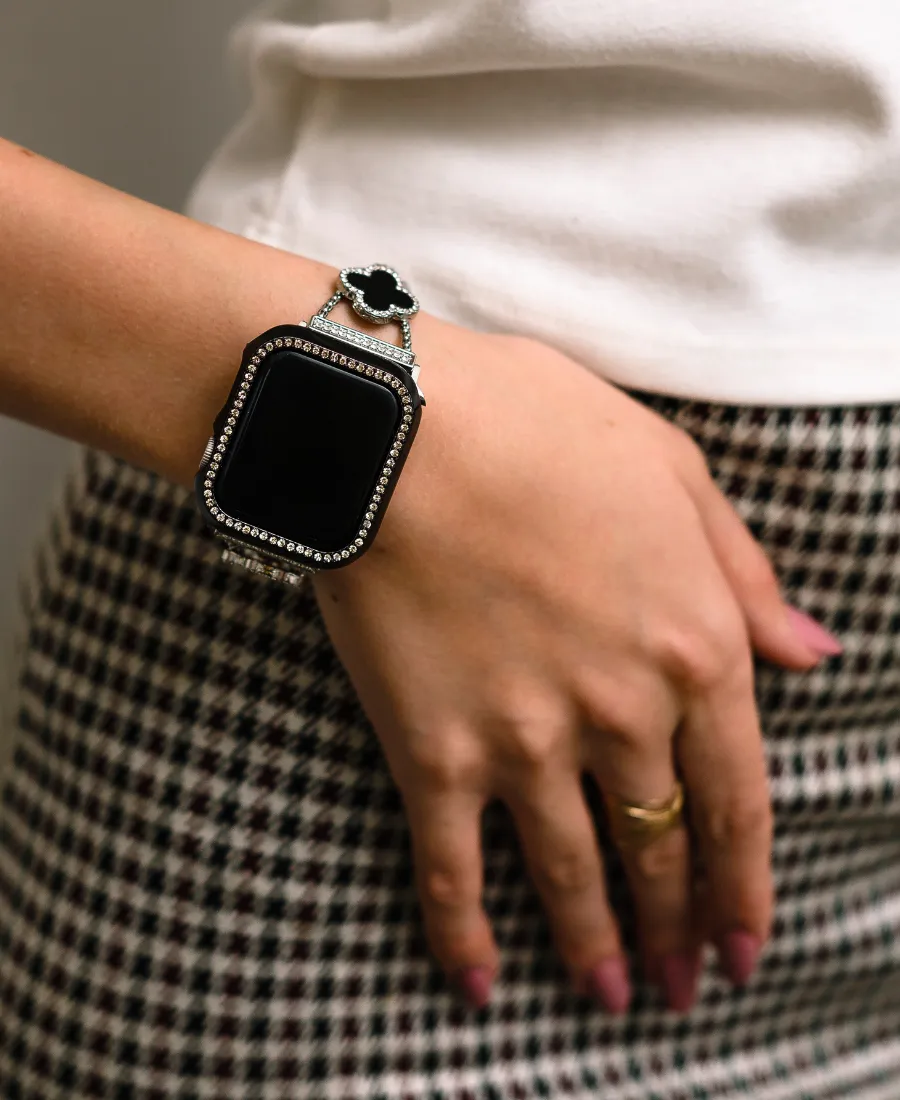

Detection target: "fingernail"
[719, 931, 761, 986]
[455, 966, 493, 1009]
[584, 957, 631, 1014]
[660, 953, 700, 1012]
[786, 607, 843, 657]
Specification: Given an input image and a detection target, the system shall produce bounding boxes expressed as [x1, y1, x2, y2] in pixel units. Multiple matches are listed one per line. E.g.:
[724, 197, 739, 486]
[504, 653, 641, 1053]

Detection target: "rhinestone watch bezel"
[196, 326, 421, 576]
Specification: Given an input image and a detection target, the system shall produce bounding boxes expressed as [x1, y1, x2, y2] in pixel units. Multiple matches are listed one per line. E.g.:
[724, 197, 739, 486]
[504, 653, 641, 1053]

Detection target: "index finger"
[402, 784, 500, 1007]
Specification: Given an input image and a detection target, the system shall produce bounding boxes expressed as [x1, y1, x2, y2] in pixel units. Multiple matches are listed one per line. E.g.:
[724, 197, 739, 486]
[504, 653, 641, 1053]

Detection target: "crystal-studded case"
[195, 321, 424, 581]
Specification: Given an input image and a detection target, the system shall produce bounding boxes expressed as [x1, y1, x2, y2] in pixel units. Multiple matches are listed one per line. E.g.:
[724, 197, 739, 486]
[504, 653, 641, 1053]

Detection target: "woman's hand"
[0, 138, 842, 1013]
[311, 320, 839, 1013]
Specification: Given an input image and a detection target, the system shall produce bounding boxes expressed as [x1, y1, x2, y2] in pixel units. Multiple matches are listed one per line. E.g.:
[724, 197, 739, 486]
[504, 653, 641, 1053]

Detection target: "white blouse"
[186, 0, 900, 405]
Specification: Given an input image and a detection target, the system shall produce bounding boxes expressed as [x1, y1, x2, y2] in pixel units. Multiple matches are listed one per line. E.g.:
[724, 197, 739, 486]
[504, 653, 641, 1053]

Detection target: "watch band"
[317, 263, 418, 356]
[196, 265, 423, 587]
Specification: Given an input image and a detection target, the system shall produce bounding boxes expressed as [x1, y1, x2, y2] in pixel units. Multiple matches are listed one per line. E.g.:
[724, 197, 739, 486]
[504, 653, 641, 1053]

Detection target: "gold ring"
[606, 782, 685, 850]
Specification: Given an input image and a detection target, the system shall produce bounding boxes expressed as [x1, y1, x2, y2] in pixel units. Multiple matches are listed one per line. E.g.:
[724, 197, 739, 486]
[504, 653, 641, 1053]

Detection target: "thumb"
[690, 481, 843, 670]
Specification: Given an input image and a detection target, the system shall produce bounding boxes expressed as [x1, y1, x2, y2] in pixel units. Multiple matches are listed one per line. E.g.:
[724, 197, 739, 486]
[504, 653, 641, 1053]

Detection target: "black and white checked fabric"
[1, 393, 900, 1100]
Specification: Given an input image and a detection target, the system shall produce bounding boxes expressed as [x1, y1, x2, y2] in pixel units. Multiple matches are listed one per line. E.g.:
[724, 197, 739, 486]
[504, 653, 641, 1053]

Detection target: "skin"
[0, 136, 830, 1012]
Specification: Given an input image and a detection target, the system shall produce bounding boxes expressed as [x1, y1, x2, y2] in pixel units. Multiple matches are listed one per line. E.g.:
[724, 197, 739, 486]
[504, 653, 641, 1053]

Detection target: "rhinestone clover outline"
[339, 264, 420, 324]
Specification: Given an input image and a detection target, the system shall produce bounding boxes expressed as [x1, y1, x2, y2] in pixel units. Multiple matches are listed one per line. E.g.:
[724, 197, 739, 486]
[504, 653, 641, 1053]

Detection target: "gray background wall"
[0, 0, 254, 769]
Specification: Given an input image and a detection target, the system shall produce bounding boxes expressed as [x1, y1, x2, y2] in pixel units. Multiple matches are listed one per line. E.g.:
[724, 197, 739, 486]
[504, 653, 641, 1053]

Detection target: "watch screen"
[215, 349, 401, 552]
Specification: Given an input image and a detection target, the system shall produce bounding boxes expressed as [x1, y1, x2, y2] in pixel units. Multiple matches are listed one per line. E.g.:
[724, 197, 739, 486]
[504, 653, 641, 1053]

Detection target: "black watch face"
[206, 334, 415, 559]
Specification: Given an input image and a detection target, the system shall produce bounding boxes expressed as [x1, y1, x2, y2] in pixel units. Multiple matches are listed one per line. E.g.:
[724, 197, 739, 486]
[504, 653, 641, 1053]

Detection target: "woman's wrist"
[0, 136, 378, 486]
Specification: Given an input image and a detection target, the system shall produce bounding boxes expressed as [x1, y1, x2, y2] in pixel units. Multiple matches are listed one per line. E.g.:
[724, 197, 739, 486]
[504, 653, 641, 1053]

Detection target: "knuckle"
[507, 725, 568, 772]
[705, 795, 772, 852]
[487, 683, 572, 772]
[419, 864, 477, 911]
[575, 671, 658, 748]
[486, 678, 562, 728]
[406, 726, 484, 790]
[652, 618, 749, 690]
[631, 829, 689, 884]
[532, 850, 597, 896]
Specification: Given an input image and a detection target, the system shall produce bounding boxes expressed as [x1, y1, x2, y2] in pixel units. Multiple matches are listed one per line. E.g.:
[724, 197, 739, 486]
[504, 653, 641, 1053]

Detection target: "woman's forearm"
[0, 136, 357, 485]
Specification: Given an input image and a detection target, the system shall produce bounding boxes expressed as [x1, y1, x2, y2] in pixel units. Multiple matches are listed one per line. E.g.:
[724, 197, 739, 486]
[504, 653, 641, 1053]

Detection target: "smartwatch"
[195, 264, 424, 585]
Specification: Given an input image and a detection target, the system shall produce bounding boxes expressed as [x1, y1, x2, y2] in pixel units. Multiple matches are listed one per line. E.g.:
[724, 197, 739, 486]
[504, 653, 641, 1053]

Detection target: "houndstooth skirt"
[1, 392, 900, 1100]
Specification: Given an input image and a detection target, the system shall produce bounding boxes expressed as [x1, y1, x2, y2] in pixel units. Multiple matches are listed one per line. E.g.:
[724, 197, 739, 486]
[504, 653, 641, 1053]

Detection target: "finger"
[678, 653, 774, 987]
[587, 716, 701, 1013]
[688, 477, 841, 668]
[502, 770, 632, 1014]
[403, 785, 500, 1008]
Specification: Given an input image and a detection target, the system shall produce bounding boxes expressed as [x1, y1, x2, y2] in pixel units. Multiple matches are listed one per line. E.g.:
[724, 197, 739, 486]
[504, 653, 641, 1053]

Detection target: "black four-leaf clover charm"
[339, 264, 419, 324]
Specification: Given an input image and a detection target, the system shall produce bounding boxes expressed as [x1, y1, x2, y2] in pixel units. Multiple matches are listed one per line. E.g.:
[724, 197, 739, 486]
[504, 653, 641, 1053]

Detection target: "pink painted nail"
[584, 957, 632, 1014]
[786, 607, 843, 657]
[720, 931, 761, 986]
[660, 953, 700, 1012]
[456, 966, 493, 1009]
